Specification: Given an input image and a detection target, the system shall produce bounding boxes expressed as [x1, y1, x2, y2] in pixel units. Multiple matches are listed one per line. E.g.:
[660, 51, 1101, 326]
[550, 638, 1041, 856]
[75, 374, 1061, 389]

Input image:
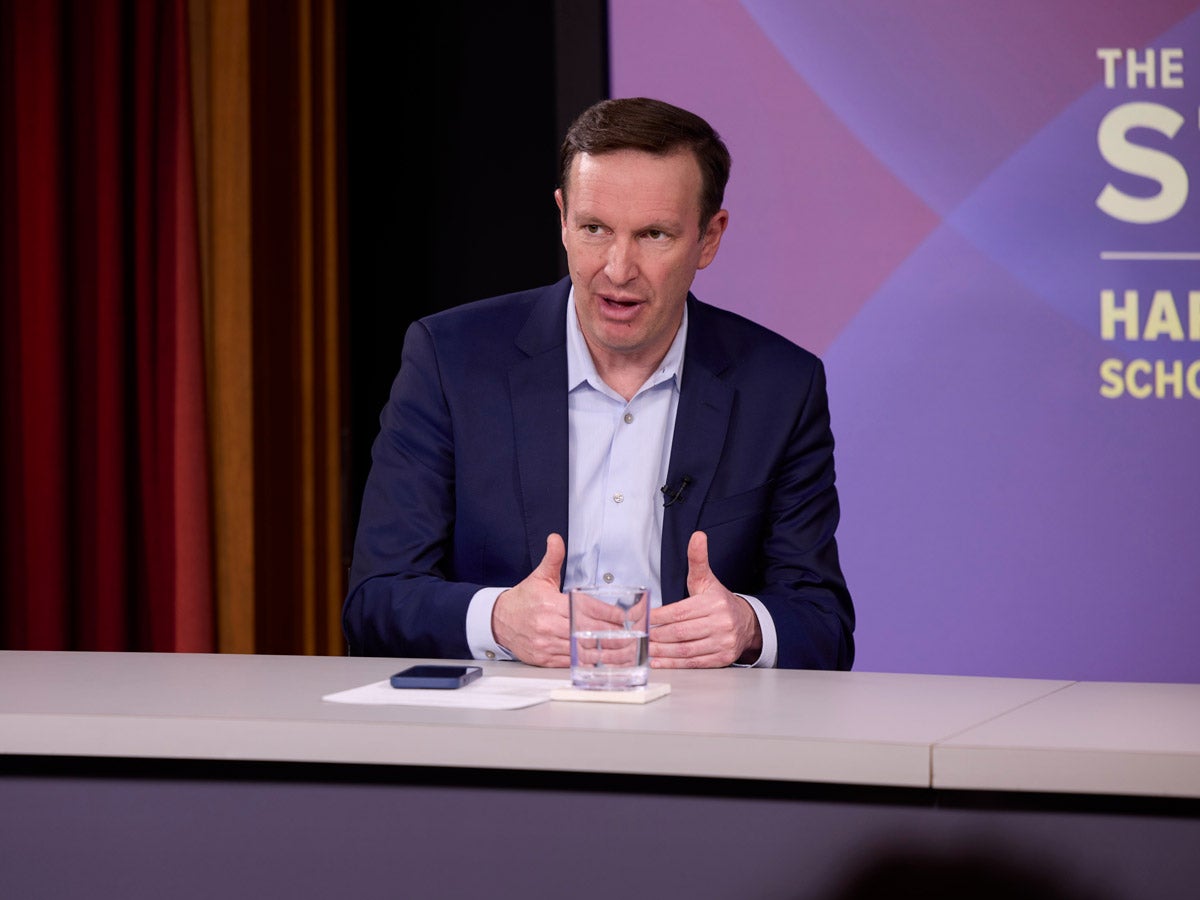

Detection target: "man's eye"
[583, 224, 603, 235]
[644, 229, 665, 240]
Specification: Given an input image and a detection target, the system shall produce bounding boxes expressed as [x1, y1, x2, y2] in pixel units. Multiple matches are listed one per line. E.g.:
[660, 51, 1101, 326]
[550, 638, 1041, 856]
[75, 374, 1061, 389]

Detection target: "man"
[344, 97, 853, 669]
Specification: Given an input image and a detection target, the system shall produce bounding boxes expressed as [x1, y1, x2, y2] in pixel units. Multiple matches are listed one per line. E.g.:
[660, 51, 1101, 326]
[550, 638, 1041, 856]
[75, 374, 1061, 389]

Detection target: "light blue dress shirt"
[562, 295, 683, 603]
[465, 291, 777, 666]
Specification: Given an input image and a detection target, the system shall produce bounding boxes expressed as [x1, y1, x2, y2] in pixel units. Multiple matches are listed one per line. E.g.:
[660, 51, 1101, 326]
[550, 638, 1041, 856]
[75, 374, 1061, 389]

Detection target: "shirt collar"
[566, 287, 687, 397]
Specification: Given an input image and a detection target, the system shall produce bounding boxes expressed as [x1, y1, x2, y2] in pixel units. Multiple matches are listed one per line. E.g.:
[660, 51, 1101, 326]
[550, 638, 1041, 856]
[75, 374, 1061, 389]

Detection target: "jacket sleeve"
[754, 360, 855, 670]
[342, 320, 480, 658]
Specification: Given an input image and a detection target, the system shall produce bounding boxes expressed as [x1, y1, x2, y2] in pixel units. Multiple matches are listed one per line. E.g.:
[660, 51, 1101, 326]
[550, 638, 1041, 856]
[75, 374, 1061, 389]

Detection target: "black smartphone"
[389, 665, 483, 690]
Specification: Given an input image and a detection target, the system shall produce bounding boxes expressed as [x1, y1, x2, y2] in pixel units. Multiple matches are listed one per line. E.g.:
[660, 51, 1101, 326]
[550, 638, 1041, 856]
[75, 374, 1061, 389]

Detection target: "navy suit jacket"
[344, 278, 854, 669]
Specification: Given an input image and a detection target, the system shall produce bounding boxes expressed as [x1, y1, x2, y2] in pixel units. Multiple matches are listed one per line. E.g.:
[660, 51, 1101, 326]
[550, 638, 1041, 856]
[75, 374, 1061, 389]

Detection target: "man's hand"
[491, 533, 569, 667]
[649, 531, 762, 668]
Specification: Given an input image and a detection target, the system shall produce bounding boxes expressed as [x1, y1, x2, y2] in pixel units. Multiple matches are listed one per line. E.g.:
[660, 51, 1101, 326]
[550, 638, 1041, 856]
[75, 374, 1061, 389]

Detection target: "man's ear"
[698, 209, 729, 270]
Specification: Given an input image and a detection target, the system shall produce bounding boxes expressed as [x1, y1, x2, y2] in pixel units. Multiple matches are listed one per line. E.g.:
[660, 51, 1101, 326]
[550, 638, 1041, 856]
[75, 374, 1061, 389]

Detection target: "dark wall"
[343, 1, 608, 558]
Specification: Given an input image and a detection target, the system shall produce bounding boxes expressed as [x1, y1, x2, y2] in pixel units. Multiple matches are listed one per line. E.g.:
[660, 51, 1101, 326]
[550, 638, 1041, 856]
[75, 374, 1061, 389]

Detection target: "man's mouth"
[602, 295, 641, 309]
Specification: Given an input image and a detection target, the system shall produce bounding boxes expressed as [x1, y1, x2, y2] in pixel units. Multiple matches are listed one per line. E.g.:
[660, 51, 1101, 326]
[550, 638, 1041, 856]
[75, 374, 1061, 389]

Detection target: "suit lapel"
[659, 297, 734, 604]
[510, 282, 571, 573]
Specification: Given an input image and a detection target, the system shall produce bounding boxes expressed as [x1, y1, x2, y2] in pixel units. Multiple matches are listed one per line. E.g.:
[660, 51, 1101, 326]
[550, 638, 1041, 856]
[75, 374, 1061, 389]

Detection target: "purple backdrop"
[610, 1, 1200, 682]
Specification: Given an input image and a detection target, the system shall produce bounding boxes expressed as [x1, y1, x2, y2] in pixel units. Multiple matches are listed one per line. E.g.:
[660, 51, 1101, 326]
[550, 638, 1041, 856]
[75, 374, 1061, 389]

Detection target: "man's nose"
[604, 237, 639, 285]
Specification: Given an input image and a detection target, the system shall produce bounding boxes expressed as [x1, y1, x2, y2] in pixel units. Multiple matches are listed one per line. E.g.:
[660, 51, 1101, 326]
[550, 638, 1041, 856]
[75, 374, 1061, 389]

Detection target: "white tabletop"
[2, 651, 1197, 797]
[934, 679, 1200, 798]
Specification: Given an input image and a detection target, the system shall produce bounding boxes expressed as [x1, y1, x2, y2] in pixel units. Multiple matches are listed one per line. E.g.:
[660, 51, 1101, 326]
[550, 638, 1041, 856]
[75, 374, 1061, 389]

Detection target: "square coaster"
[549, 682, 671, 704]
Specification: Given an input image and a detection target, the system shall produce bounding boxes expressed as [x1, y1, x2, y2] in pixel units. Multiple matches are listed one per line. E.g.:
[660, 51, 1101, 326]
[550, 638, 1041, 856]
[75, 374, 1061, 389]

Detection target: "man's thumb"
[686, 531, 711, 595]
[536, 533, 566, 584]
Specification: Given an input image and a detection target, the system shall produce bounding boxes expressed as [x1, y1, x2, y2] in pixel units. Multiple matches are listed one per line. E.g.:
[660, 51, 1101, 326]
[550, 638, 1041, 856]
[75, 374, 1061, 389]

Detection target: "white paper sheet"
[322, 676, 568, 710]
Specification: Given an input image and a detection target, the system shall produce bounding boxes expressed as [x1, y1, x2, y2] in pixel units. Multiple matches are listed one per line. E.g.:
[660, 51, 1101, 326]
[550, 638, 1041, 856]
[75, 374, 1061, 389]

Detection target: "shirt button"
[612, 492, 623, 503]
[623, 412, 634, 424]
[485, 651, 496, 660]
[603, 572, 614, 583]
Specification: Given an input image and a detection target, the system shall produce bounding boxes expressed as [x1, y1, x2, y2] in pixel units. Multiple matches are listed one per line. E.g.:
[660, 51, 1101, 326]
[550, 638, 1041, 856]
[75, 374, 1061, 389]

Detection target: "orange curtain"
[2, 0, 346, 655]
[190, 0, 347, 655]
[189, 0, 256, 652]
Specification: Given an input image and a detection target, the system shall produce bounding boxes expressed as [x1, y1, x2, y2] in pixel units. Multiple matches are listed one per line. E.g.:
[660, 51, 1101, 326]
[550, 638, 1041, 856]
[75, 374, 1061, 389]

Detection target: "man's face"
[556, 149, 727, 369]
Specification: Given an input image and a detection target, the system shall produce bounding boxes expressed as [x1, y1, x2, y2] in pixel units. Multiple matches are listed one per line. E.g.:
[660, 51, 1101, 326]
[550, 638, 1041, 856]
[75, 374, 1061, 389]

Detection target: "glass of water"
[568, 585, 651, 690]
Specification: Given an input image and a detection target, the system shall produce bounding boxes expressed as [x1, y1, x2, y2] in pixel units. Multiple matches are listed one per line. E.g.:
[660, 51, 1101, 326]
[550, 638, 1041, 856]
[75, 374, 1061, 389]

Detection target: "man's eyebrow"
[567, 206, 604, 222]
[640, 219, 684, 234]
[567, 207, 685, 233]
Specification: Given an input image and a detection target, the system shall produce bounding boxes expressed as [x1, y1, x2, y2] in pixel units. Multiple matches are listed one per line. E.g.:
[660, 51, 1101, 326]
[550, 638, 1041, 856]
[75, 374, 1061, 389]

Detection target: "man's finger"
[535, 532, 566, 585]
[686, 530, 712, 596]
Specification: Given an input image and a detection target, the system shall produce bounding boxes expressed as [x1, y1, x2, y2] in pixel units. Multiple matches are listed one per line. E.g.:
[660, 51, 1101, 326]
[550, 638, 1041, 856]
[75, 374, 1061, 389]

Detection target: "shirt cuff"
[733, 594, 778, 668]
[465, 586, 513, 661]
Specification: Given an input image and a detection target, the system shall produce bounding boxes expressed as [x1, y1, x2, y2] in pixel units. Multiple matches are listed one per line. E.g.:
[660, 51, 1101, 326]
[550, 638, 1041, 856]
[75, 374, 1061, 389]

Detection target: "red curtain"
[1, 0, 213, 651]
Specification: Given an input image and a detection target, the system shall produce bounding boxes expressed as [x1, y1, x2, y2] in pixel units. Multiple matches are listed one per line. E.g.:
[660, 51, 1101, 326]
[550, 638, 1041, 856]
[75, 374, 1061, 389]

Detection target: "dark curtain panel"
[1, 0, 213, 651]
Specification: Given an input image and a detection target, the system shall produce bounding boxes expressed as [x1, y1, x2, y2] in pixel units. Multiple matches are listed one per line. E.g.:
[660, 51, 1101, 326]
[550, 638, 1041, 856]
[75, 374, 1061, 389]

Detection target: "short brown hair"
[559, 97, 732, 231]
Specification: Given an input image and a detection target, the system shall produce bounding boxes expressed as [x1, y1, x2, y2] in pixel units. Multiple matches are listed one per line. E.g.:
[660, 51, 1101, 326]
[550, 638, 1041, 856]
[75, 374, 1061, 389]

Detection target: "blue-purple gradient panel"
[610, 0, 1200, 681]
